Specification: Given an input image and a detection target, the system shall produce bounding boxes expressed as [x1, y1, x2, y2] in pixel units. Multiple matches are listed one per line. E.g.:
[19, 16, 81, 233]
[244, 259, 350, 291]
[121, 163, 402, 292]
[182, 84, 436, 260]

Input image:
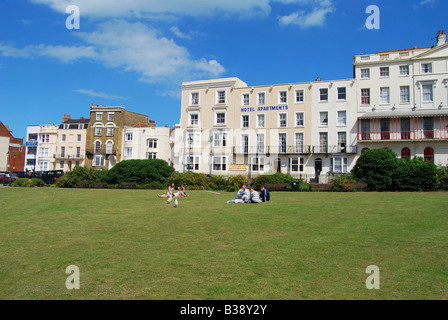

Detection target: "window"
[381, 119, 390, 140]
[147, 153, 157, 160]
[125, 133, 133, 141]
[27, 147, 37, 155]
[331, 157, 348, 173]
[106, 126, 114, 137]
[189, 113, 199, 126]
[400, 86, 410, 104]
[295, 89, 304, 103]
[278, 133, 287, 153]
[399, 52, 409, 58]
[63, 124, 69, 130]
[257, 114, 265, 128]
[191, 92, 199, 105]
[361, 89, 370, 105]
[28, 133, 38, 141]
[278, 91, 287, 104]
[337, 111, 347, 126]
[213, 156, 227, 171]
[241, 134, 249, 154]
[107, 113, 114, 121]
[361, 120, 371, 140]
[40, 134, 50, 143]
[185, 156, 200, 171]
[423, 118, 434, 139]
[338, 132, 347, 152]
[94, 141, 101, 154]
[289, 157, 304, 173]
[319, 88, 328, 102]
[401, 148, 411, 159]
[361, 69, 370, 79]
[147, 139, 158, 149]
[95, 126, 102, 137]
[217, 90, 226, 104]
[319, 112, 328, 126]
[77, 134, 82, 142]
[186, 131, 201, 148]
[380, 87, 390, 104]
[256, 134, 265, 153]
[337, 87, 346, 101]
[400, 65, 410, 76]
[319, 132, 328, 153]
[295, 112, 304, 127]
[401, 118, 411, 140]
[241, 115, 250, 129]
[76, 147, 81, 158]
[380, 67, 390, 77]
[278, 113, 287, 128]
[422, 63, 433, 74]
[93, 155, 105, 167]
[251, 157, 265, 172]
[422, 84, 434, 102]
[78, 124, 85, 130]
[60, 161, 64, 169]
[213, 132, 227, 147]
[38, 161, 49, 171]
[60, 147, 66, 157]
[106, 141, 113, 154]
[424, 147, 434, 163]
[257, 92, 266, 105]
[242, 93, 250, 106]
[39, 148, 50, 157]
[75, 161, 80, 167]
[26, 159, 35, 166]
[215, 112, 226, 125]
[96, 113, 103, 121]
[124, 147, 133, 157]
[380, 54, 389, 60]
[61, 134, 66, 142]
[294, 132, 304, 153]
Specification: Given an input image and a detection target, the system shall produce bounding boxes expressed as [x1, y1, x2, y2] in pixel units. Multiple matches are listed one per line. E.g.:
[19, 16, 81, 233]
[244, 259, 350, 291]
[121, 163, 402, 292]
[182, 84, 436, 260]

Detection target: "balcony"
[54, 154, 84, 160]
[358, 130, 446, 142]
[231, 145, 357, 155]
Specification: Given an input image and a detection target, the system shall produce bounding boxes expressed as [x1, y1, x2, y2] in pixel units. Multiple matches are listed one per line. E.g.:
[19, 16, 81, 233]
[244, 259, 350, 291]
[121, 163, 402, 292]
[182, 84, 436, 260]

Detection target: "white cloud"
[75, 89, 130, 101]
[278, 0, 334, 28]
[0, 43, 99, 62]
[420, 0, 436, 5]
[170, 26, 192, 40]
[0, 20, 225, 84]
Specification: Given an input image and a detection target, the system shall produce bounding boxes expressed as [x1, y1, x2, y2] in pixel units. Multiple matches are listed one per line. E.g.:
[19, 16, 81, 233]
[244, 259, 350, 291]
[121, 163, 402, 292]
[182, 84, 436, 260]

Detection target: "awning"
[358, 109, 448, 119]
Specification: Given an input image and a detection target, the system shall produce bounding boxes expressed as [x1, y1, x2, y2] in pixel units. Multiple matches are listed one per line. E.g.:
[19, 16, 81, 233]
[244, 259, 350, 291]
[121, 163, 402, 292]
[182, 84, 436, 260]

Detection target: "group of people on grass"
[227, 185, 270, 204]
[158, 183, 188, 198]
[157, 183, 271, 204]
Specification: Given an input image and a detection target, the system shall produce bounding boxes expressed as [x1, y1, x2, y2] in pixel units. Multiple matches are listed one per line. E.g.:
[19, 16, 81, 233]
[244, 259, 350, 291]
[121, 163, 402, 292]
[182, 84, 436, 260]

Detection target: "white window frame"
[289, 157, 304, 173]
[185, 131, 201, 148]
[278, 113, 287, 128]
[216, 90, 227, 105]
[278, 90, 288, 104]
[125, 133, 133, 141]
[61, 134, 66, 142]
[147, 139, 158, 149]
[185, 155, 200, 171]
[242, 93, 250, 106]
[422, 83, 434, 102]
[256, 133, 265, 154]
[241, 134, 249, 154]
[212, 156, 228, 172]
[250, 157, 265, 172]
[400, 65, 410, 76]
[105, 141, 114, 154]
[213, 131, 228, 147]
[331, 157, 348, 174]
[214, 111, 227, 126]
[380, 67, 390, 78]
[106, 126, 114, 137]
[319, 111, 329, 126]
[422, 63, 433, 74]
[294, 132, 304, 154]
[96, 113, 103, 121]
[278, 133, 287, 154]
[295, 89, 305, 104]
[190, 92, 200, 106]
[400, 86, 410, 104]
[147, 152, 157, 160]
[107, 112, 114, 122]
[256, 113, 266, 129]
[124, 147, 133, 157]
[189, 112, 199, 127]
[380, 87, 390, 105]
[337, 110, 347, 127]
[94, 140, 102, 154]
[295, 112, 305, 127]
[77, 134, 82, 142]
[360, 68, 370, 79]
[257, 92, 266, 106]
[241, 114, 250, 129]
[337, 87, 347, 101]
[319, 88, 329, 102]
[95, 126, 102, 137]
[93, 155, 105, 167]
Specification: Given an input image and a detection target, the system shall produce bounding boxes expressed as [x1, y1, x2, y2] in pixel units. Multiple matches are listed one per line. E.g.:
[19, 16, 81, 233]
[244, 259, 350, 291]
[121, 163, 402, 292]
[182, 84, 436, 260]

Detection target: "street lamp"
[187, 135, 193, 171]
[13, 154, 16, 172]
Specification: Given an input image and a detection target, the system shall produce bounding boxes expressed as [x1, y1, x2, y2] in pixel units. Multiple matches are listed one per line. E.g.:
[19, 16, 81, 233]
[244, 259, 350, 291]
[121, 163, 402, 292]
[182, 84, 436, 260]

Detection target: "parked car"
[0, 173, 11, 184]
[40, 170, 64, 184]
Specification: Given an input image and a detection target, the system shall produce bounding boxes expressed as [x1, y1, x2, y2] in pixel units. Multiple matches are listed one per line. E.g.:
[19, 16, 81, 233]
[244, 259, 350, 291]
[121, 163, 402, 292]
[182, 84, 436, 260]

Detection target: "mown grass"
[0, 188, 447, 300]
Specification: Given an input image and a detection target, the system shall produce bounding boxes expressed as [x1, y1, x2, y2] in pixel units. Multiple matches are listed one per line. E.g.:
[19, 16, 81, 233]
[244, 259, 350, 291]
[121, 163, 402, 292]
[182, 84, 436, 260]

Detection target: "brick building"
[0, 121, 25, 172]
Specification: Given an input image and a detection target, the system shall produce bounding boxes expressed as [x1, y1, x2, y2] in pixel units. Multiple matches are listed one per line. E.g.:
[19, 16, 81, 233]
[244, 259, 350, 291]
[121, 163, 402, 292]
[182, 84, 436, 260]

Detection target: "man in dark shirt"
[260, 185, 270, 202]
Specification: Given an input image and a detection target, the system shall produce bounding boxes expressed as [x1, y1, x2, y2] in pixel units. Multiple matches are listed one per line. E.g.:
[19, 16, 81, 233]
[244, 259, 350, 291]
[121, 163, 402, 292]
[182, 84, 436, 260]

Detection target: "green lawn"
[0, 188, 447, 300]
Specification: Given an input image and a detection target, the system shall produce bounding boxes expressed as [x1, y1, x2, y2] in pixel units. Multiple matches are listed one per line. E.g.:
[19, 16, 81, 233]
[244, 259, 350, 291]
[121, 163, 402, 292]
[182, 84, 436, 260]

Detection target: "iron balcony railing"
[358, 130, 446, 141]
[54, 154, 84, 160]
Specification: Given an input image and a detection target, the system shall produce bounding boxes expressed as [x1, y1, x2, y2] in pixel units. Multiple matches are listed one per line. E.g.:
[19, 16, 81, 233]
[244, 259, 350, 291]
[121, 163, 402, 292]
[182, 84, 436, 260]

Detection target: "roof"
[62, 118, 90, 124]
[376, 47, 432, 54]
[358, 109, 448, 119]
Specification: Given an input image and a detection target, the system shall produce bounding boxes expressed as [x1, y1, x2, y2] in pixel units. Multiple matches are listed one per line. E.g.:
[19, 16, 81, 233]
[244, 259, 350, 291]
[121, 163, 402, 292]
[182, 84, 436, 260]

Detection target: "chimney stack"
[62, 114, 71, 123]
[437, 30, 446, 46]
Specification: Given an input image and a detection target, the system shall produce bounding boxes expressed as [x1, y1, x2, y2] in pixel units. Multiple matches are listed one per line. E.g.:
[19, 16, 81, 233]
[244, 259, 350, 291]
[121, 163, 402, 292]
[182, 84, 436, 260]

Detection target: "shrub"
[331, 174, 360, 192]
[226, 175, 248, 192]
[251, 172, 295, 190]
[168, 172, 209, 190]
[208, 175, 228, 191]
[298, 179, 310, 192]
[11, 178, 45, 188]
[437, 166, 448, 191]
[142, 181, 166, 190]
[352, 149, 398, 191]
[102, 159, 174, 185]
[60, 166, 103, 188]
[393, 157, 438, 191]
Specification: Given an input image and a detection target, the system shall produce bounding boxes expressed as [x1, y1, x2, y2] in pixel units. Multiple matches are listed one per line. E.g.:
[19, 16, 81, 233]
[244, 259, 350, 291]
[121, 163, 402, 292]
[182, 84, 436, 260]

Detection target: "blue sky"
[0, 0, 446, 139]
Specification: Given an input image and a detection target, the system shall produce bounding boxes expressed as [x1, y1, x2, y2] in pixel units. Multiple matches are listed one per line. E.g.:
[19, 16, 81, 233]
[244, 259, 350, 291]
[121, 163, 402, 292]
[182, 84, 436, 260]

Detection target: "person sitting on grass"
[158, 183, 185, 198]
[248, 186, 262, 203]
[236, 185, 250, 202]
[260, 185, 270, 202]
